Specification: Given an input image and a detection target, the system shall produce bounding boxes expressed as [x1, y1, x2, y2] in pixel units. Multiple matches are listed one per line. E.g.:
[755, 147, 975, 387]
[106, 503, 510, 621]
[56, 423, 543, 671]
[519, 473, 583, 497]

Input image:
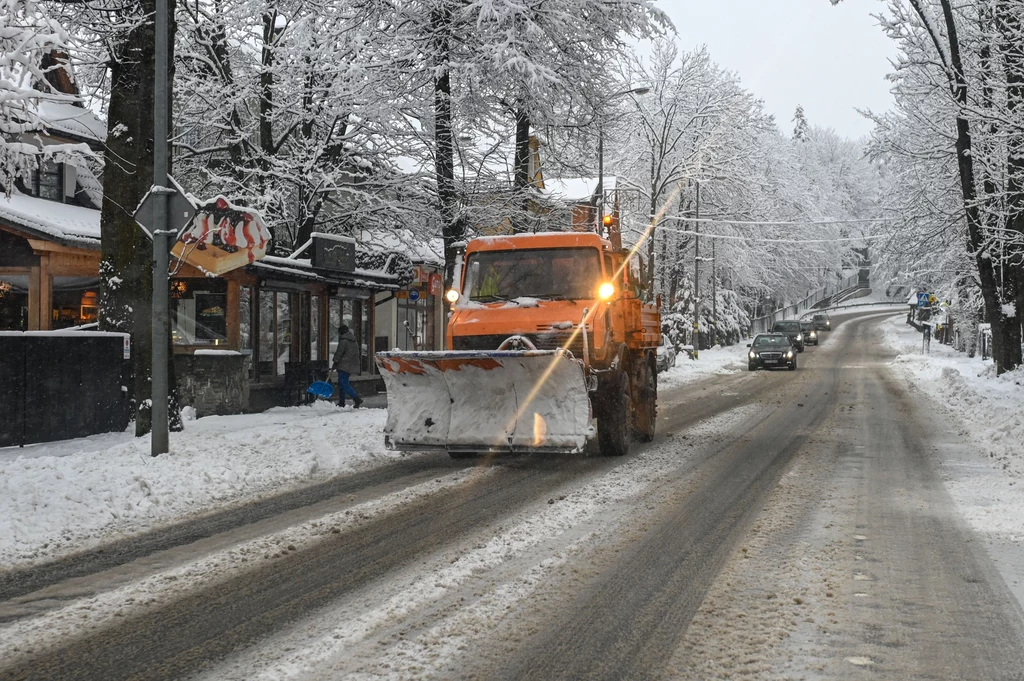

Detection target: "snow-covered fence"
[0, 331, 131, 447]
[749, 273, 861, 336]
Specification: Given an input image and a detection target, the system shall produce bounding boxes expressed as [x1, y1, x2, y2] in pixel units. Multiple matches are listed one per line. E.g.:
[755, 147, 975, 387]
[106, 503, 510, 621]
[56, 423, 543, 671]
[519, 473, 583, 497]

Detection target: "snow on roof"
[36, 101, 106, 143]
[540, 176, 617, 203]
[256, 255, 401, 289]
[363, 228, 443, 266]
[0, 191, 100, 248]
[74, 162, 103, 208]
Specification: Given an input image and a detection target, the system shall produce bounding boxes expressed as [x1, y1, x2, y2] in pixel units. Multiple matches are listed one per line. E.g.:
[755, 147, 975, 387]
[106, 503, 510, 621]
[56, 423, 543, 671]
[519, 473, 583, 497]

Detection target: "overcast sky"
[646, 0, 896, 140]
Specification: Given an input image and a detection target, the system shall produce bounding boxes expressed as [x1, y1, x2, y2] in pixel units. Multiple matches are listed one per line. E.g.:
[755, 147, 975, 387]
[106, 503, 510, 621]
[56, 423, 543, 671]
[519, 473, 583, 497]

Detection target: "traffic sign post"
[134, 175, 196, 239]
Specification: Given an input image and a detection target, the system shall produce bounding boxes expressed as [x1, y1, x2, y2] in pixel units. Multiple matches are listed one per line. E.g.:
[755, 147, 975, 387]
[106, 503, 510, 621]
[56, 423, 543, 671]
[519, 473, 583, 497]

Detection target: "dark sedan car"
[799, 320, 819, 346]
[769, 320, 805, 351]
[812, 313, 831, 331]
[747, 333, 798, 371]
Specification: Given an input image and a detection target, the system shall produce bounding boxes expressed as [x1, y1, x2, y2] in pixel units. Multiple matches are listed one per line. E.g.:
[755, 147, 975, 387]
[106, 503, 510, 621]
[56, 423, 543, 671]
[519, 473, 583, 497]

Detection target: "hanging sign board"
[429, 273, 443, 297]
[311, 234, 356, 273]
[171, 197, 271, 275]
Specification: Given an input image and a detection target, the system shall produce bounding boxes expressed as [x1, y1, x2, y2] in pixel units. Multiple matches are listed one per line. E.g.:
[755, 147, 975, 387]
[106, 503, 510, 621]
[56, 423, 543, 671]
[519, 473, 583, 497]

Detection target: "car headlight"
[786, 350, 794, 358]
[749, 351, 756, 359]
[810, 330, 816, 337]
[796, 334, 803, 341]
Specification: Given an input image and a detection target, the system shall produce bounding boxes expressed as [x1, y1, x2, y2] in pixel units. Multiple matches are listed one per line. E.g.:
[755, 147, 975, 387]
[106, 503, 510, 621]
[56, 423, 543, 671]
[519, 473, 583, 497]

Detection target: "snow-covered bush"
[662, 286, 751, 350]
[356, 249, 414, 287]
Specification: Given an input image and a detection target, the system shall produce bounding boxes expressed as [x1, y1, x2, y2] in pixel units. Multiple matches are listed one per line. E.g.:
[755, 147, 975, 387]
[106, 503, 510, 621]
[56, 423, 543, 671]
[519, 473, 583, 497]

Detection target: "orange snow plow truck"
[375, 231, 660, 458]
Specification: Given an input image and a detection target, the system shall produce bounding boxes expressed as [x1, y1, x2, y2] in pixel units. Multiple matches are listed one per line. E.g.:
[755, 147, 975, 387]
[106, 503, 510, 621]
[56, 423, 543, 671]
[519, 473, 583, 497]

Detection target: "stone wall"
[174, 352, 249, 417]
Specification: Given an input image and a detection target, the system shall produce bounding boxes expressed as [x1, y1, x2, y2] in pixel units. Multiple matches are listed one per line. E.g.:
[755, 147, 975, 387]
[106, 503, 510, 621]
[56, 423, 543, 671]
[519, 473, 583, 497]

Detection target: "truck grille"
[452, 332, 585, 357]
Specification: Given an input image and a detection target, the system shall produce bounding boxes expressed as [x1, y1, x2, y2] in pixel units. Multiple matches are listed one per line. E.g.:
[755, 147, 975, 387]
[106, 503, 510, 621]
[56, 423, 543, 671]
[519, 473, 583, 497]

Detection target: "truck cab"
[447, 232, 659, 372]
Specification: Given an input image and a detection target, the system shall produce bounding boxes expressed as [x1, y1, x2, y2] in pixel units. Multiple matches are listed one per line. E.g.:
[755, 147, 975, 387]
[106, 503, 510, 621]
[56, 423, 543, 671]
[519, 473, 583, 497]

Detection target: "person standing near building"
[332, 324, 363, 408]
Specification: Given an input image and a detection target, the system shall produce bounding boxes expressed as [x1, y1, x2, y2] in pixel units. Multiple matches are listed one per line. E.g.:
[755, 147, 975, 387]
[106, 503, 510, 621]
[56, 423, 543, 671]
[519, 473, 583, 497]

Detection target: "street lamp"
[596, 85, 650, 230]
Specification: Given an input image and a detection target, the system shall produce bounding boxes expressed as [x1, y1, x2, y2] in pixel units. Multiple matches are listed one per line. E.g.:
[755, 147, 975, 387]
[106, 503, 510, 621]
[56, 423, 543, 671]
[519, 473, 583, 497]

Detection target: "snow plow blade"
[375, 350, 593, 454]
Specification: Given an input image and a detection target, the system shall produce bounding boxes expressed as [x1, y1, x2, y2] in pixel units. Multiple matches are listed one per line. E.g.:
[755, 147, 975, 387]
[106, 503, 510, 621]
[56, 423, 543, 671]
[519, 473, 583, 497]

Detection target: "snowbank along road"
[1, 311, 1023, 680]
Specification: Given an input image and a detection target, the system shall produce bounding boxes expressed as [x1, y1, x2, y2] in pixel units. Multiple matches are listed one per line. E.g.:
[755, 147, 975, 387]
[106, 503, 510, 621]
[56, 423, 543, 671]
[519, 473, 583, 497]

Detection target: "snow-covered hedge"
[662, 287, 751, 350]
[356, 249, 414, 287]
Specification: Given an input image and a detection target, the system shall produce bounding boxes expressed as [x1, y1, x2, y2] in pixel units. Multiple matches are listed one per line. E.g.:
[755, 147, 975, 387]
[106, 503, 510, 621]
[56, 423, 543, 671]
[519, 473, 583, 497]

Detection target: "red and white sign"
[171, 197, 271, 275]
[429, 272, 443, 296]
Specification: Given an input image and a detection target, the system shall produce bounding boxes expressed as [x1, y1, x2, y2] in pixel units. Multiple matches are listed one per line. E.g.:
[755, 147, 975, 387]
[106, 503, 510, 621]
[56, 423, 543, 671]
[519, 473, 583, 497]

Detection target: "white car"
[656, 339, 677, 372]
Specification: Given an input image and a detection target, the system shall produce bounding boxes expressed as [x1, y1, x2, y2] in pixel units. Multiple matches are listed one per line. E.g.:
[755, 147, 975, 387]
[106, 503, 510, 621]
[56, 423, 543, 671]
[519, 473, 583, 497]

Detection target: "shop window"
[329, 297, 364, 374]
[50, 280, 100, 329]
[240, 286, 253, 353]
[0, 278, 27, 331]
[257, 290, 292, 378]
[310, 295, 321, 360]
[171, 278, 228, 345]
[397, 297, 431, 351]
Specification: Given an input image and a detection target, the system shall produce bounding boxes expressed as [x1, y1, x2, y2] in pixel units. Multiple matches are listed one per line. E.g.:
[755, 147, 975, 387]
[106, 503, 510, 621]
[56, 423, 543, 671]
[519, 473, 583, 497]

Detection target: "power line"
[660, 215, 894, 227]
[657, 225, 891, 244]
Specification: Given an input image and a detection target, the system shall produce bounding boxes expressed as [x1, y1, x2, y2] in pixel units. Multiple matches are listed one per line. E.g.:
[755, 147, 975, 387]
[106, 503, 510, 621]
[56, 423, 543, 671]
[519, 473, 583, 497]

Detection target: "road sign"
[917, 291, 930, 308]
[409, 289, 421, 302]
[134, 175, 196, 238]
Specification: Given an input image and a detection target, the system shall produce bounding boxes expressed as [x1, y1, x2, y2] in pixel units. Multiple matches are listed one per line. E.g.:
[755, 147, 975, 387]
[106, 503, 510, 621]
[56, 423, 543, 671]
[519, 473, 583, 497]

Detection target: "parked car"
[656, 337, 677, 372]
[747, 333, 798, 371]
[769, 320, 805, 352]
[799, 320, 819, 346]
[812, 313, 831, 331]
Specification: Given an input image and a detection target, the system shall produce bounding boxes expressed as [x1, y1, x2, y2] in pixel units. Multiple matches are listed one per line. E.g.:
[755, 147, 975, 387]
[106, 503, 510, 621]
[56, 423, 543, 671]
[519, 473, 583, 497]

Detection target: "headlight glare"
[598, 282, 615, 300]
[445, 289, 460, 303]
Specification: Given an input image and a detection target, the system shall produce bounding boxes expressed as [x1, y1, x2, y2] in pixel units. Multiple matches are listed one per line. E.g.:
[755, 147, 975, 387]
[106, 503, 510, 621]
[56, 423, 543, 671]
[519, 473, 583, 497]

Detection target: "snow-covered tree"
[0, 0, 87, 195]
[792, 104, 808, 141]
[840, 0, 1024, 373]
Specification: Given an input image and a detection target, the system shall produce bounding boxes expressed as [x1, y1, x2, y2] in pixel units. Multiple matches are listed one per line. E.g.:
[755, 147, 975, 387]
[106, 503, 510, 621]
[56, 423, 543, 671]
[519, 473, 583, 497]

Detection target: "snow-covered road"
[1, 310, 1022, 681]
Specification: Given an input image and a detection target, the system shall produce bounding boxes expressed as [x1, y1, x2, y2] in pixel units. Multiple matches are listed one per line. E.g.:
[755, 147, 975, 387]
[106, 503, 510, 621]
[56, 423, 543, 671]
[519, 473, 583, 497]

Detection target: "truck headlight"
[598, 282, 615, 300]
[445, 289, 460, 303]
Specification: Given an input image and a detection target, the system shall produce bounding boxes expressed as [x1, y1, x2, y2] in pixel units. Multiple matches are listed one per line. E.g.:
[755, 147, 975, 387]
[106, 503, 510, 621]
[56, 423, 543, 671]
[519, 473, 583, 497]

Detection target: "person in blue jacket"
[332, 324, 363, 408]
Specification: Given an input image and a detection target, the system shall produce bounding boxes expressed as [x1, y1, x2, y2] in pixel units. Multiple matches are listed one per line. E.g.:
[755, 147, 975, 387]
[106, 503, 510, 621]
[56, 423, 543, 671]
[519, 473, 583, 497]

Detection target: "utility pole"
[692, 180, 700, 359]
[596, 119, 604, 233]
[711, 236, 717, 347]
[151, 0, 171, 456]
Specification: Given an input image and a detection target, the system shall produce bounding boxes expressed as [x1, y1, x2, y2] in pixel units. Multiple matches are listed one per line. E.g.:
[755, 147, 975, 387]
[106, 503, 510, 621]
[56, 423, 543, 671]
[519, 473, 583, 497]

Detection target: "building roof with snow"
[539, 176, 616, 204]
[361, 228, 443, 266]
[0, 191, 100, 249]
[35, 101, 106, 145]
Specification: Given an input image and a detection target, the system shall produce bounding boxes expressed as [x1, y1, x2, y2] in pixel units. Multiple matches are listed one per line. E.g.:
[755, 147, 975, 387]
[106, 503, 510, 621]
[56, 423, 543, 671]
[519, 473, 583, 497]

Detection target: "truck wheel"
[632, 357, 656, 443]
[597, 373, 631, 457]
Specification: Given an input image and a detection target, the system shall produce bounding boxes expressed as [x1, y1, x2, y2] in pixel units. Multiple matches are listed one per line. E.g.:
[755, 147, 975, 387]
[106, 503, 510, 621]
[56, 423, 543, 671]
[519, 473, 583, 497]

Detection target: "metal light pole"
[151, 0, 171, 456]
[711, 236, 717, 347]
[692, 180, 700, 360]
[596, 86, 650, 231]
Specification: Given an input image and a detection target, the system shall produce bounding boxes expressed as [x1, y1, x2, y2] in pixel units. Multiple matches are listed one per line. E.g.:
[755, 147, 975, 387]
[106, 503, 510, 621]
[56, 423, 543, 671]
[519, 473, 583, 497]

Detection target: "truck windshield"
[465, 247, 602, 301]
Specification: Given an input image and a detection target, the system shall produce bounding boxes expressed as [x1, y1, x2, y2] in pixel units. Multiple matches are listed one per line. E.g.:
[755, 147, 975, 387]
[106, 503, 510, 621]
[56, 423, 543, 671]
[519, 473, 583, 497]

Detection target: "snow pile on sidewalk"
[882, 317, 1024, 480]
[658, 343, 746, 389]
[0, 403, 392, 569]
